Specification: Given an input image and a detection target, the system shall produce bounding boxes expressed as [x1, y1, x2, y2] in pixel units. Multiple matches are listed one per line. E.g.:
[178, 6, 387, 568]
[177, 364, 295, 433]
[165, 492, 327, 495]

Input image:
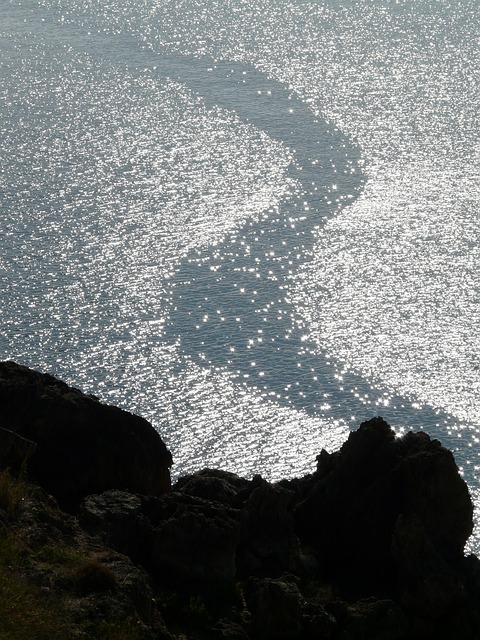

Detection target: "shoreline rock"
[0, 360, 172, 508]
[1, 361, 479, 639]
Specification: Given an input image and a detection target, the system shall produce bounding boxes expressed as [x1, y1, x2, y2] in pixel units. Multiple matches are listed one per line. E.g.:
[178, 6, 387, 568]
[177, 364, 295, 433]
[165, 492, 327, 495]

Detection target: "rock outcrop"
[0, 361, 172, 508]
[295, 418, 473, 600]
[1, 363, 479, 639]
[78, 420, 480, 639]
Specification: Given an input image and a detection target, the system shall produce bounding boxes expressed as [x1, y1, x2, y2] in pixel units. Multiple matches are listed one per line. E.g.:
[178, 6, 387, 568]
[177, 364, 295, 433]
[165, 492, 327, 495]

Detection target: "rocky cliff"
[0, 361, 479, 640]
[0, 361, 172, 508]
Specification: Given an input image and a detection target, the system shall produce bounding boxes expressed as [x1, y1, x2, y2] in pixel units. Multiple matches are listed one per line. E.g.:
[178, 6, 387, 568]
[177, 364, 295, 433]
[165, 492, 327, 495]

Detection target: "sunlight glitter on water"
[0, 27, 295, 403]
[3, 0, 479, 552]
[294, 159, 480, 429]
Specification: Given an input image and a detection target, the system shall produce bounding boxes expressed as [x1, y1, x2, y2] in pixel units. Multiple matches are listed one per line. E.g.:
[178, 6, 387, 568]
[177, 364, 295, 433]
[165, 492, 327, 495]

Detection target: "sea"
[1, 0, 479, 549]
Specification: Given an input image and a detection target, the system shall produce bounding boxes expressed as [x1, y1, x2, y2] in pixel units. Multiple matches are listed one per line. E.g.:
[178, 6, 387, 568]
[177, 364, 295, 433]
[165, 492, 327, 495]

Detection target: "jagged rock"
[236, 477, 300, 578]
[79, 490, 151, 562]
[392, 512, 467, 618]
[15, 485, 78, 548]
[147, 492, 245, 597]
[0, 361, 172, 508]
[244, 576, 304, 640]
[463, 553, 480, 598]
[3, 476, 171, 639]
[391, 515, 480, 639]
[2, 361, 479, 640]
[295, 417, 473, 603]
[342, 598, 407, 640]
[174, 468, 250, 506]
[94, 550, 157, 626]
[175, 471, 302, 579]
[81, 488, 246, 598]
[301, 600, 337, 639]
[214, 618, 251, 639]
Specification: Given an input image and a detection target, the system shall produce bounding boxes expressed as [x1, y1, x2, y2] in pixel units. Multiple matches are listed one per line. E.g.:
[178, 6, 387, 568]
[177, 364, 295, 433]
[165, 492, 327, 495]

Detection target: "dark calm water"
[1, 0, 479, 548]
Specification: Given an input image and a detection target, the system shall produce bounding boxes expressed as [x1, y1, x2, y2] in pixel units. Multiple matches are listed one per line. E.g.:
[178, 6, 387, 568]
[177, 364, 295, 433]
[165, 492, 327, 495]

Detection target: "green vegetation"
[0, 536, 70, 640]
[0, 471, 146, 640]
[0, 469, 29, 515]
[66, 556, 118, 596]
[157, 587, 214, 637]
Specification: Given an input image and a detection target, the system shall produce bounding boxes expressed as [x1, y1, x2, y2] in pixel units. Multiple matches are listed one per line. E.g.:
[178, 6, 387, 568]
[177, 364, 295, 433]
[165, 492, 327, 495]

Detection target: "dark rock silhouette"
[78, 423, 480, 638]
[0, 361, 172, 508]
[244, 576, 304, 640]
[81, 487, 245, 598]
[294, 417, 473, 603]
[1, 363, 479, 639]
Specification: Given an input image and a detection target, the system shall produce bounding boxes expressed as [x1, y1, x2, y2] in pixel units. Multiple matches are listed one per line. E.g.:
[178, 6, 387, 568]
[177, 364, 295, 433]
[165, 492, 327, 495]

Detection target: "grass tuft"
[66, 556, 117, 596]
[0, 567, 70, 640]
[0, 469, 29, 515]
[0, 471, 152, 640]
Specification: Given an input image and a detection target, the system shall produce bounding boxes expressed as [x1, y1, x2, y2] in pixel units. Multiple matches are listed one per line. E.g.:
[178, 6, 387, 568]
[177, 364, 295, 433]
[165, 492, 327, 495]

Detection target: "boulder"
[147, 492, 245, 597]
[295, 417, 473, 601]
[244, 576, 304, 640]
[0, 361, 172, 508]
[174, 468, 250, 506]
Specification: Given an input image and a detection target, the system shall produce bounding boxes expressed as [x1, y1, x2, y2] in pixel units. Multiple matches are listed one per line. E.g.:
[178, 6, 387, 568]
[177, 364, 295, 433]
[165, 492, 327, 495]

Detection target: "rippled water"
[1, 1, 479, 548]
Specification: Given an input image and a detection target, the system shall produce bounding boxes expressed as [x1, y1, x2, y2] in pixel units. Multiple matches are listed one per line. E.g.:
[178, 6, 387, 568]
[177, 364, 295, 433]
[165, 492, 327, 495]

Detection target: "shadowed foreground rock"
[1, 363, 479, 639]
[295, 418, 473, 602]
[78, 420, 480, 639]
[0, 361, 172, 507]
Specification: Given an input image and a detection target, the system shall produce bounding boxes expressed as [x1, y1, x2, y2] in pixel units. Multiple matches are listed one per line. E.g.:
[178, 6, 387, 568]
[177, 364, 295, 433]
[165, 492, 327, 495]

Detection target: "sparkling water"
[1, 1, 479, 549]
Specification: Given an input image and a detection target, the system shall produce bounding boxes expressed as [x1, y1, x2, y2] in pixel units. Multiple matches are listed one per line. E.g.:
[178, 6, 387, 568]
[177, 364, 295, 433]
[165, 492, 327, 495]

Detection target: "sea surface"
[1, 1, 479, 548]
